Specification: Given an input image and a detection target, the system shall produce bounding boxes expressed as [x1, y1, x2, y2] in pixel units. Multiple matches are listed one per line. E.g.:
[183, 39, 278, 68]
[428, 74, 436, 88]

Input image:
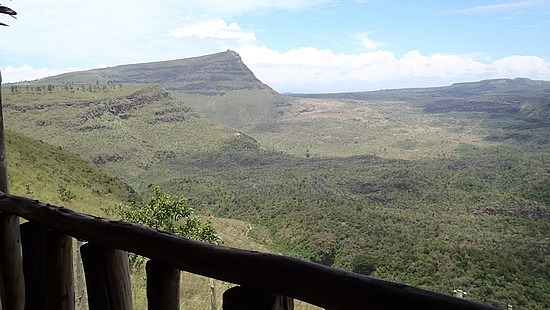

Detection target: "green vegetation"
[2, 82, 315, 308]
[137, 147, 548, 309]
[249, 78, 550, 160]
[3, 83, 242, 180]
[105, 186, 219, 266]
[3, 61, 549, 309]
[5, 129, 133, 215]
[4, 129, 318, 309]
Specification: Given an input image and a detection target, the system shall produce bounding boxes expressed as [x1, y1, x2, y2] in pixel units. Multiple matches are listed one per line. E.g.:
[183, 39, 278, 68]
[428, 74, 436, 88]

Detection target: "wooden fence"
[0, 192, 498, 309]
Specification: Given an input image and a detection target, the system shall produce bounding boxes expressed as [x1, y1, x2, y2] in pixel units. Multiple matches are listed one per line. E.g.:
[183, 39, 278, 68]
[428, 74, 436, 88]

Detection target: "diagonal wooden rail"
[0, 192, 497, 309]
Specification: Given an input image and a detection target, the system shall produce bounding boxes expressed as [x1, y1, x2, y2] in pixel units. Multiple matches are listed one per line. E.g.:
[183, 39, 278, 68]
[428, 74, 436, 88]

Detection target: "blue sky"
[1, 0, 549, 92]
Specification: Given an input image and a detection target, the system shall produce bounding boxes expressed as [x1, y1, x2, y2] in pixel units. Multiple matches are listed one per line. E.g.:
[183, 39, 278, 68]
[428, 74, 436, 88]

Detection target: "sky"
[1, 0, 549, 93]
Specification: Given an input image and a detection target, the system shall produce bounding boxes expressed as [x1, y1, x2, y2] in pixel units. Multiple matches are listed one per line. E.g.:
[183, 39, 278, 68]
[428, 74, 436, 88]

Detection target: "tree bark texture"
[223, 285, 294, 310]
[146, 260, 180, 310]
[80, 243, 132, 310]
[20, 222, 74, 310]
[0, 213, 24, 310]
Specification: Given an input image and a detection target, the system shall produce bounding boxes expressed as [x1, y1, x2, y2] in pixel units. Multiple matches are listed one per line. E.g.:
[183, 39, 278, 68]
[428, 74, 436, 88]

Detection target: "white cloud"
[3, 48, 550, 93]
[236, 45, 550, 92]
[446, 1, 537, 14]
[173, 0, 333, 14]
[1, 65, 84, 83]
[2, 0, 548, 93]
[0, 1, 168, 67]
[492, 55, 550, 77]
[352, 32, 382, 51]
[170, 19, 256, 43]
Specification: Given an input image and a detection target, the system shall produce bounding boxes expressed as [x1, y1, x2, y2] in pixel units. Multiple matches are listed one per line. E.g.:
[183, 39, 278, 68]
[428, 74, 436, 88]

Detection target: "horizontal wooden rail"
[0, 192, 496, 309]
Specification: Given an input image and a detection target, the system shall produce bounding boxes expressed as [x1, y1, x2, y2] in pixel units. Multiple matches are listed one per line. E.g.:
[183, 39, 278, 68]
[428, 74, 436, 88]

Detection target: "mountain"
[39, 50, 290, 129]
[293, 78, 550, 121]
[3, 83, 254, 181]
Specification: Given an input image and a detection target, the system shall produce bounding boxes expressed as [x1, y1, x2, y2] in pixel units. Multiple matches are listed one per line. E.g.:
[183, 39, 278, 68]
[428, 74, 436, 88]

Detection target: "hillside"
[3, 83, 249, 181]
[137, 147, 549, 309]
[5, 130, 133, 215]
[4, 71, 549, 308]
[131, 79, 548, 308]
[38, 51, 290, 129]
[247, 78, 550, 159]
[4, 129, 315, 309]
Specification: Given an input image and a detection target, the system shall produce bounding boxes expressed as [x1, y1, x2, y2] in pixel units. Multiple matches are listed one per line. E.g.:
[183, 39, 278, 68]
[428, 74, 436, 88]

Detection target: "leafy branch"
[104, 186, 219, 267]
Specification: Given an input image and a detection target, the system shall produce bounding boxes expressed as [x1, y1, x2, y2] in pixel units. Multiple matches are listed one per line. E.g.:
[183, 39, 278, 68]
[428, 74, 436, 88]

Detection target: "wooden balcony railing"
[0, 192, 497, 309]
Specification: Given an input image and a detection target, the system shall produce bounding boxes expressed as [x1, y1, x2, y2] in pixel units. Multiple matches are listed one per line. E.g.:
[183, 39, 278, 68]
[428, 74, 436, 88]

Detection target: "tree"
[0, 4, 17, 26]
[105, 186, 219, 266]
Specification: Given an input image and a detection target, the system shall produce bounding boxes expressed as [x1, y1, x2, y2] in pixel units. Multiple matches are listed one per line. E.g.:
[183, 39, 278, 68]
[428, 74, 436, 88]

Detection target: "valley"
[247, 96, 492, 159]
[248, 78, 550, 160]
[2, 52, 549, 309]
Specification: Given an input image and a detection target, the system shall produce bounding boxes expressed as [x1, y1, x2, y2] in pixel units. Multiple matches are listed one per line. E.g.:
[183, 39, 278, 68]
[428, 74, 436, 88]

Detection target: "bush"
[105, 186, 219, 266]
[57, 184, 75, 201]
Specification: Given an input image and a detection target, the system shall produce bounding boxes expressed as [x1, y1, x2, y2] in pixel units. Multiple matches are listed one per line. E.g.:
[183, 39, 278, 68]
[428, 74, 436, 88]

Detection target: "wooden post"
[75, 240, 87, 310]
[80, 243, 132, 310]
[146, 260, 180, 310]
[20, 222, 74, 310]
[0, 214, 23, 310]
[0, 70, 25, 310]
[223, 286, 294, 310]
[210, 278, 217, 310]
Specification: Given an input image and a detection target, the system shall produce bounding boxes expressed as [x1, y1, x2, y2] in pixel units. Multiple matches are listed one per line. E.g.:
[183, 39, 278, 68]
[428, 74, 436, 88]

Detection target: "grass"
[3, 77, 549, 308]
[247, 94, 548, 160]
[5, 129, 133, 214]
[3, 84, 242, 180]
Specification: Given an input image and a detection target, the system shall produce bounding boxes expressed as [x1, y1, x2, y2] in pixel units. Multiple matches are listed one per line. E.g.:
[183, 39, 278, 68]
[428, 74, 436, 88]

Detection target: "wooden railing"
[0, 192, 497, 309]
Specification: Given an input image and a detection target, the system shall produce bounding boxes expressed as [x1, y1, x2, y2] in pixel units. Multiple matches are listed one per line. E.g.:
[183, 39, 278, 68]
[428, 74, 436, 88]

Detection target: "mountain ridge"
[35, 51, 550, 130]
[38, 50, 289, 129]
[289, 78, 550, 99]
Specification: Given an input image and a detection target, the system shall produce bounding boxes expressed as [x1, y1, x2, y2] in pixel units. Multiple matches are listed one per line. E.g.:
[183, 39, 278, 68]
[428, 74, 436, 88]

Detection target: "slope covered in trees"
[3, 67, 549, 308]
[136, 146, 549, 309]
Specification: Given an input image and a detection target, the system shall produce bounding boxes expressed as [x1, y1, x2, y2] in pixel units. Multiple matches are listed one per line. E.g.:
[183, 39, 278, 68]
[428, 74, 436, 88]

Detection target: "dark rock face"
[108, 50, 264, 93]
[424, 100, 521, 114]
